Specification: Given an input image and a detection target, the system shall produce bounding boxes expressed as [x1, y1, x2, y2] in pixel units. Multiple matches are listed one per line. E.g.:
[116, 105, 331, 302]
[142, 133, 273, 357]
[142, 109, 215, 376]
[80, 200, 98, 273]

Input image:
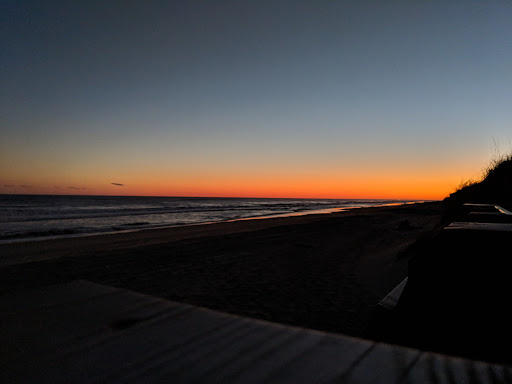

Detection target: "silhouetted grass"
[447, 149, 512, 205]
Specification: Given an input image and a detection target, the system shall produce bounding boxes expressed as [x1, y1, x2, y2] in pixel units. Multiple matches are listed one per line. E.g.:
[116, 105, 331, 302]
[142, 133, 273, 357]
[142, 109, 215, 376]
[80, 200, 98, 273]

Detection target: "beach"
[0, 201, 446, 339]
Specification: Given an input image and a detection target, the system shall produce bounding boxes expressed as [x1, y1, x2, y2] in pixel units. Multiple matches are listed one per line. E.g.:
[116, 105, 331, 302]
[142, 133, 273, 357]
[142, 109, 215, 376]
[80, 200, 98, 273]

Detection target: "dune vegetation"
[447, 150, 512, 205]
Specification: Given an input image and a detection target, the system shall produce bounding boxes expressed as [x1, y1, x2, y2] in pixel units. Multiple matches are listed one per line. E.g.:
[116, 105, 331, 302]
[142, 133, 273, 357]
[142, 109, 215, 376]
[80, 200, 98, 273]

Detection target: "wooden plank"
[1, 280, 511, 383]
[378, 277, 408, 310]
[341, 342, 421, 382]
[463, 203, 512, 215]
[445, 222, 512, 231]
[495, 205, 512, 215]
[1, 291, 190, 364]
[405, 351, 509, 383]
[462, 203, 500, 212]
[464, 212, 512, 223]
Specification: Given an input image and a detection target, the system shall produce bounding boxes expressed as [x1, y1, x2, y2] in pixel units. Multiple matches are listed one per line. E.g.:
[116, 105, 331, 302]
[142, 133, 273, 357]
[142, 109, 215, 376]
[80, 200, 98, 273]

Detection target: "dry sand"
[0, 202, 447, 338]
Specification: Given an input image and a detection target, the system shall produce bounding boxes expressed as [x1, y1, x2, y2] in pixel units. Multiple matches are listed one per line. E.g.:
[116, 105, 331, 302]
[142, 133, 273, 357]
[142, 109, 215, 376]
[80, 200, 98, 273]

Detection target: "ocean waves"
[0, 195, 420, 243]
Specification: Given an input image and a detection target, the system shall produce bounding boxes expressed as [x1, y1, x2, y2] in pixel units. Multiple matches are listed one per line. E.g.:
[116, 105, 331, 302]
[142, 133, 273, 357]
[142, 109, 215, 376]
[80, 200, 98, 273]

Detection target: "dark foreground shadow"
[369, 225, 512, 366]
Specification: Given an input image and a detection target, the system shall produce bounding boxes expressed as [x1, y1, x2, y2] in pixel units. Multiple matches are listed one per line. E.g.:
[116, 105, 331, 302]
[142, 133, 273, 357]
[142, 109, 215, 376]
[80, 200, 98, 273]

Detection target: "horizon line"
[0, 192, 441, 201]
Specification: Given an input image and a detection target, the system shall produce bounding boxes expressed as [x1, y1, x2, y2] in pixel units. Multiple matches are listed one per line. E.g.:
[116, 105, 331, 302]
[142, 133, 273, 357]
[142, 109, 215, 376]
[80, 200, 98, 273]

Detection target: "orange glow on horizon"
[0, 171, 456, 200]
[1, 152, 479, 201]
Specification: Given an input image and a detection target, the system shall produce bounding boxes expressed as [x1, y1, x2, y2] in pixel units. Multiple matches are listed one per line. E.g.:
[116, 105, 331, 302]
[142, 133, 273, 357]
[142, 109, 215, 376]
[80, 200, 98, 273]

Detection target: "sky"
[1, 0, 511, 200]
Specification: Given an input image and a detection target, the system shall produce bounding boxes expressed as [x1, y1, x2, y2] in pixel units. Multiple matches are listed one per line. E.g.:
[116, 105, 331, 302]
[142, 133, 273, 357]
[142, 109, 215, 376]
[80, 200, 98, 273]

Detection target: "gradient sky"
[1, 0, 511, 199]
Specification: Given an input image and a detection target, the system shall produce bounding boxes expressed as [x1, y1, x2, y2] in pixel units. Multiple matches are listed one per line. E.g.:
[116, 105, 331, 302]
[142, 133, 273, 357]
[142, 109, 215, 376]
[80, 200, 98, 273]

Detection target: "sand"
[0, 202, 447, 339]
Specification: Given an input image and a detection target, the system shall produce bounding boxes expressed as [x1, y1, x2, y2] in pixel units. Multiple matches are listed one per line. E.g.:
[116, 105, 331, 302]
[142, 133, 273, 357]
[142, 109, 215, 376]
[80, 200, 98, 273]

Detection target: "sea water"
[0, 194, 421, 243]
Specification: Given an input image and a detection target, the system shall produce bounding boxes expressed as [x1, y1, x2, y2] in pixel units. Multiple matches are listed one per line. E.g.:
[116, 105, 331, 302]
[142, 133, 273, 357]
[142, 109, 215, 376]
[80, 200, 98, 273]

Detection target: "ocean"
[0, 194, 422, 244]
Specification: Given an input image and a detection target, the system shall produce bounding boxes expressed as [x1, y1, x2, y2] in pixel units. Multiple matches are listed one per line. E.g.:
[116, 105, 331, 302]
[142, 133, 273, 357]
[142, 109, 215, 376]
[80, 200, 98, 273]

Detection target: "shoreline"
[0, 200, 429, 246]
[0, 206, 353, 246]
[0, 201, 447, 338]
[0, 201, 440, 266]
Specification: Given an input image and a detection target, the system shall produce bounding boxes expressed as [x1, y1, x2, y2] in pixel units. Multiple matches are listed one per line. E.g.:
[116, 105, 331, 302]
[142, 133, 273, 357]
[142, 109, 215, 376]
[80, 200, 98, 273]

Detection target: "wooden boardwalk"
[1, 280, 510, 383]
[445, 204, 512, 231]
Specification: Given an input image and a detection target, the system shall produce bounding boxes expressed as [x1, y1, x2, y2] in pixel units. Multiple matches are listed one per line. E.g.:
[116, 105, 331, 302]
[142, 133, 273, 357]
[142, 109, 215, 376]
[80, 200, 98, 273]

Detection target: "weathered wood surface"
[1, 280, 510, 383]
[446, 203, 512, 230]
[445, 222, 512, 231]
[378, 277, 408, 310]
[463, 204, 512, 215]
[463, 212, 512, 223]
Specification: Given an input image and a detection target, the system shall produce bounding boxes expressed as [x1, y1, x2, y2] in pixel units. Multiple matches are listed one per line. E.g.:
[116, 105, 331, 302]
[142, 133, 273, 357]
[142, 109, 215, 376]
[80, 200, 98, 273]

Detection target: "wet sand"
[0, 202, 446, 338]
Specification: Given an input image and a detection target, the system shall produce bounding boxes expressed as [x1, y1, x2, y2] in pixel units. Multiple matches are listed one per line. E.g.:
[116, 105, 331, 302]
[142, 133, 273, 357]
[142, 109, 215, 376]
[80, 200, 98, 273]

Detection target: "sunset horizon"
[2, 1, 510, 203]
[0, 178, 449, 201]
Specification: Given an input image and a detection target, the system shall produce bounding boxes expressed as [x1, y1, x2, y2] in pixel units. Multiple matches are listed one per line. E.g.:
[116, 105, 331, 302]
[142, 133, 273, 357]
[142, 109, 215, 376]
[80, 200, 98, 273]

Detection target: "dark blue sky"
[1, 1, 511, 198]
